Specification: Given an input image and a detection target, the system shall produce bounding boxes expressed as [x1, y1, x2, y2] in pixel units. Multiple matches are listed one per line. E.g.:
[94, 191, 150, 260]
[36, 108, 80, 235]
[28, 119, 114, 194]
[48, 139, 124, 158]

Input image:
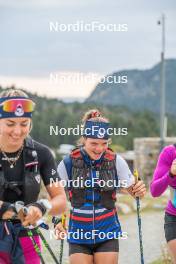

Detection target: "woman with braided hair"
[0, 88, 66, 263]
[55, 109, 146, 264]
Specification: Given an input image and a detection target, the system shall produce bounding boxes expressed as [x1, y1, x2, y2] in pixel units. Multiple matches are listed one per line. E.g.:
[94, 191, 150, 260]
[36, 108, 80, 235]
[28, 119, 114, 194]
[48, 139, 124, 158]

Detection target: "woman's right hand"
[170, 159, 176, 176]
[0, 201, 16, 220]
[2, 210, 16, 220]
[54, 222, 67, 240]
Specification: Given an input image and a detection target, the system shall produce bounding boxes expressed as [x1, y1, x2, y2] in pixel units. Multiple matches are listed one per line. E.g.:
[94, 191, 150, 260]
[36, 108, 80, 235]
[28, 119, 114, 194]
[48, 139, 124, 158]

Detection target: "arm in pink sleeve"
[150, 146, 176, 197]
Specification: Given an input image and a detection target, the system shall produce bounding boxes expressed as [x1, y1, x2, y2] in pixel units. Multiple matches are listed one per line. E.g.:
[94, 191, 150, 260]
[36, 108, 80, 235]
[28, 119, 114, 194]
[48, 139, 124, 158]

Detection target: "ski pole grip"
[134, 169, 139, 183]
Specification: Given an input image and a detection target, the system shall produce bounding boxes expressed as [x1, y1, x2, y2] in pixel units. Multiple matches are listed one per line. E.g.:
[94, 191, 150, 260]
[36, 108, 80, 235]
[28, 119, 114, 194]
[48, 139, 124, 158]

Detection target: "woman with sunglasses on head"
[55, 109, 146, 264]
[0, 88, 67, 264]
[151, 144, 176, 263]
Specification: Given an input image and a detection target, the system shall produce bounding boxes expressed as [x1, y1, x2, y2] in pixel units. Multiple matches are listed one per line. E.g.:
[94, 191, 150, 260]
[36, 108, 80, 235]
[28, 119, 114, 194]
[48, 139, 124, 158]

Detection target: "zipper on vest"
[91, 167, 96, 244]
[113, 209, 119, 227]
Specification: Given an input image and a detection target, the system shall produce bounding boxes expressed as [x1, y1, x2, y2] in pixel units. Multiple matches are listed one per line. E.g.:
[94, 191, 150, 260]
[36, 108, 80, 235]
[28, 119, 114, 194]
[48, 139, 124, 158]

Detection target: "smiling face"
[0, 117, 31, 150]
[83, 137, 109, 160]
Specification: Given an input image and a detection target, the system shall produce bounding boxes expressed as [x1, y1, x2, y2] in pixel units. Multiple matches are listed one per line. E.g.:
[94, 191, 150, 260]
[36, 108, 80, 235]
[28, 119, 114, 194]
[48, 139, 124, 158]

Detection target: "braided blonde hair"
[0, 88, 29, 98]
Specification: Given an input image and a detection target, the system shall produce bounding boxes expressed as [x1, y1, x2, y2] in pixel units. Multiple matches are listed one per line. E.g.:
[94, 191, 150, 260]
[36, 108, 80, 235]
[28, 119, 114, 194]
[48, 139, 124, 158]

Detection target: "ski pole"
[15, 202, 46, 264]
[37, 228, 59, 264]
[59, 213, 66, 264]
[15, 201, 59, 264]
[134, 169, 145, 264]
[27, 229, 46, 264]
[21, 205, 59, 264]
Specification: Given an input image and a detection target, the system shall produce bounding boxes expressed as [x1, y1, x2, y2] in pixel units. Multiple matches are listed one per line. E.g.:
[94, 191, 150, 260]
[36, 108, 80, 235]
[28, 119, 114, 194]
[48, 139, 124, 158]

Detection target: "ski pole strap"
[52, 213, 67, 228]
[52, 216, 62, 227]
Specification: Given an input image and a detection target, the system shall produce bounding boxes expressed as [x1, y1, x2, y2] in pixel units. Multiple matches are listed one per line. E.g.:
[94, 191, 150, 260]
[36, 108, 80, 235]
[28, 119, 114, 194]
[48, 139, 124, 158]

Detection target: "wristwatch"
[27, 199, 52, 216]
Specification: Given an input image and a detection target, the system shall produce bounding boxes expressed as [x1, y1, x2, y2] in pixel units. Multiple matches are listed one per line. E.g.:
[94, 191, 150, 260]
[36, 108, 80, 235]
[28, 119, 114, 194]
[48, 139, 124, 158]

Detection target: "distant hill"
[86, 59, 176, 115]
[0, 83, 176, 150]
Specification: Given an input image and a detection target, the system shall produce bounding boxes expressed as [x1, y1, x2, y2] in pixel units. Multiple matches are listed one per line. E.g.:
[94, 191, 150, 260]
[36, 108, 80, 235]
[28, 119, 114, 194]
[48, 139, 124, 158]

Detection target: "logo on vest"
[35, 174, 41, 183]
[52, 169, 56, 175]
[15, 104, 24, 116]
[95, 171, 100, 179]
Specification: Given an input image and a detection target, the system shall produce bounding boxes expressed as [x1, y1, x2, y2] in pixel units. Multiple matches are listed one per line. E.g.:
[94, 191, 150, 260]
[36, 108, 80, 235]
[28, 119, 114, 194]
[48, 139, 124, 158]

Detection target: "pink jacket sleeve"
[150, 145, 176, 197]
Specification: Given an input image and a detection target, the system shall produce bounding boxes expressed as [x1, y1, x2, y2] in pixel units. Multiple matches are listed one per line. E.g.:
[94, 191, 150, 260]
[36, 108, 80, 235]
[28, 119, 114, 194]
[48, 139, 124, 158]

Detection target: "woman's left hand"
[22, 206, 43, 227]
[127, 180, 146, 198]
[131, 180, 146, 198]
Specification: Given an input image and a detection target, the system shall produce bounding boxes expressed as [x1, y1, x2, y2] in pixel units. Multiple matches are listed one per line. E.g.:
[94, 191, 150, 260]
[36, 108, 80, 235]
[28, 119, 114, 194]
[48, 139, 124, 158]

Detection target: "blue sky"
[0, 0, 175, 98]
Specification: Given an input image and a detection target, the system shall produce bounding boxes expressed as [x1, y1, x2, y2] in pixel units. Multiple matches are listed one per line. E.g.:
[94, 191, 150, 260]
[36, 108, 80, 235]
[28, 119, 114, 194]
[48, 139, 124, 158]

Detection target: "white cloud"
[0, 0, 175, 77]
[0, 0, 98, 8]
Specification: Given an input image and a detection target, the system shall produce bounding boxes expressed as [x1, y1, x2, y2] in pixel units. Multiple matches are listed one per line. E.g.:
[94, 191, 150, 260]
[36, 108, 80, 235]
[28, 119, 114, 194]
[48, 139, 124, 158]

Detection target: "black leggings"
[164, 212, 176, 242]
[69, 239, 119, 256]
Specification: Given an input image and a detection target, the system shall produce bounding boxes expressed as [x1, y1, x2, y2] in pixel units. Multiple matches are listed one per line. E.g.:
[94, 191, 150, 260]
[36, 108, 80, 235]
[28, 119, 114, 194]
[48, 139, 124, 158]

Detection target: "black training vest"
[68, 148, 118, 209]
[0, 137, 41, 205]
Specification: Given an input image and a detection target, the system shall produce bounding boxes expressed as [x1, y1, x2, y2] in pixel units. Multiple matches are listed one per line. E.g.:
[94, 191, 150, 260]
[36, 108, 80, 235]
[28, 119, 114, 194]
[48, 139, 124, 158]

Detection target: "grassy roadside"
[118, 191, 172, 264]
[151, 259, 172, 264]
[117, 190, 168, 215]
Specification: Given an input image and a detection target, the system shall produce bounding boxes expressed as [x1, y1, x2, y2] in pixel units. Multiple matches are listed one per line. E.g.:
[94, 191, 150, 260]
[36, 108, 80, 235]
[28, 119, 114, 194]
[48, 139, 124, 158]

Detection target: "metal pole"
[159, 14, 166, 150]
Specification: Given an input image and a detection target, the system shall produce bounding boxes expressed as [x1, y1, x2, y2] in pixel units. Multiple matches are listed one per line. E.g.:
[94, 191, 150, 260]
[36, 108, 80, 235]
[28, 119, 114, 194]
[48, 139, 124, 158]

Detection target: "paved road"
[119, 211, 165, 264]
